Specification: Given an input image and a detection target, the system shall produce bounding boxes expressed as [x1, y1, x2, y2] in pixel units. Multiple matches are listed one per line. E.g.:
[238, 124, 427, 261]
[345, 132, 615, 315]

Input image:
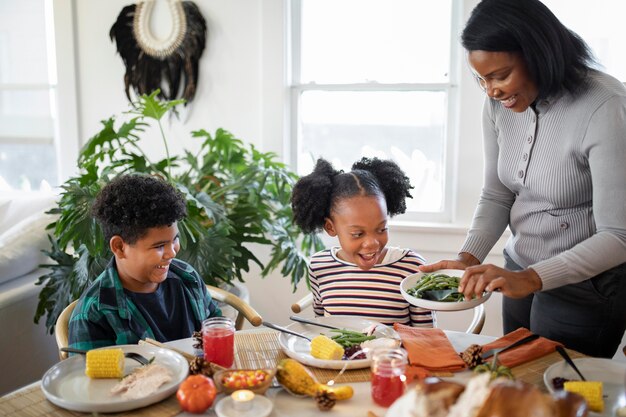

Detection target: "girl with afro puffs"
[292, 157, 433, 327]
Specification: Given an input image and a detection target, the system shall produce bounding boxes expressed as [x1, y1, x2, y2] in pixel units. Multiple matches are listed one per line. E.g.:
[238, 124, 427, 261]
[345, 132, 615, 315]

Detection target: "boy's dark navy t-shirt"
[124, 275, 197, 342]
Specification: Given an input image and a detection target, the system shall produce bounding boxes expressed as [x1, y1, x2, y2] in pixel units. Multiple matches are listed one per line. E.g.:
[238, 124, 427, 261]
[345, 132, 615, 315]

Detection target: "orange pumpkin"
[176, 374, 217, 414]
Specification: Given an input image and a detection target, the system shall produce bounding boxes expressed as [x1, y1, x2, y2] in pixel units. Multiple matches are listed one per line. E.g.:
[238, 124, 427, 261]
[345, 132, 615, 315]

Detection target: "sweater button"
[523, 153, 528, 161]
[518, 170, 524, 178]
[527, 136, 533, 143]
[560, 222, 569, 229]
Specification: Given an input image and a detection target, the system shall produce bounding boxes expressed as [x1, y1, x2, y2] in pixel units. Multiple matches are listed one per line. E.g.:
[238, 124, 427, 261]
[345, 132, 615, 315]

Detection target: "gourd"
[276, 358, 354, 400]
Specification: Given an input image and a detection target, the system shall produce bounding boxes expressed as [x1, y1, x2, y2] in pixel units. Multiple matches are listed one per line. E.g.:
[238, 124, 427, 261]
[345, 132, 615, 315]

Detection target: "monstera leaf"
[35, 92, 323, 333]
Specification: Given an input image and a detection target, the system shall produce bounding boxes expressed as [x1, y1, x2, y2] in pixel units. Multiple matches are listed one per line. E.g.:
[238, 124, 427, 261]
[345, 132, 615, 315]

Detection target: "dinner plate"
[400, 269, 491, 311]
[543, 358, 626, 417]
[41, 344, 188, 413]
[277, 316, 398, 370]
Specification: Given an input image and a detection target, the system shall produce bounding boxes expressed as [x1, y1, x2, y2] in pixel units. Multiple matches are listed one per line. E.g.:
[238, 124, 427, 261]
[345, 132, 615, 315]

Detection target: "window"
[541, 0, 626, 82]
[0, 0, 78, 192]
[289, 0, 460, 222]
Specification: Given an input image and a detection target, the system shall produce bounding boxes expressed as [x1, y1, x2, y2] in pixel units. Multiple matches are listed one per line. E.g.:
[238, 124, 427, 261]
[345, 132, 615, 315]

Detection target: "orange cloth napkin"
[481, 327, 562, 368]
[393, 324, 467, 377]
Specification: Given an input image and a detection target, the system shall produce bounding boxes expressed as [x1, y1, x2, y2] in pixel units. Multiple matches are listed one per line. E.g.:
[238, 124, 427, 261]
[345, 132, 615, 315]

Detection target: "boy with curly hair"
[68, 174, 221, 350]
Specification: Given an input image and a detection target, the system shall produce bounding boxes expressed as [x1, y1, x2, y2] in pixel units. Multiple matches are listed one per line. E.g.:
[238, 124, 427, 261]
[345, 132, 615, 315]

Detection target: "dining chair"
[205, 284, 263, 330]
[54, 284, 263, 360]
[290, 293, 486, 334]
[55, 299, 79, 360]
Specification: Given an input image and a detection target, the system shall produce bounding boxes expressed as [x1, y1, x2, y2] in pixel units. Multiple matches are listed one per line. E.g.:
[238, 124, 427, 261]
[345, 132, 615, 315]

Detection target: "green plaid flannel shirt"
[68, 258, 221, 350]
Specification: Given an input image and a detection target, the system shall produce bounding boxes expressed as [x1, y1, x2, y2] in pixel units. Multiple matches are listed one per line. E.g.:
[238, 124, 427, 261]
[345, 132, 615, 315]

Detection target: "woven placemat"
[0, 384, 181, 417]
[512, 348, 585, 391]
[234, 331, 372, 384]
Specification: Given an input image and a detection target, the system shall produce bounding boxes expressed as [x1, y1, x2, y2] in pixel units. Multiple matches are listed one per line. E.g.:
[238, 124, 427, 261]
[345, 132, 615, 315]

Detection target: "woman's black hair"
[461, 0, 595, 99]
[92, 174, 187, 243]
[291, 157, 413, 233]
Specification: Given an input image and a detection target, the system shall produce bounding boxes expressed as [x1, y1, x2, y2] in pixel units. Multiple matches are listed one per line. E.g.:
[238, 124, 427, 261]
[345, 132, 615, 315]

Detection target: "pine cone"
[459, 344, 484, 369]
[192, 331, 203, 350]
[189, 357, 214, 377]
[315, 390, 336, 411]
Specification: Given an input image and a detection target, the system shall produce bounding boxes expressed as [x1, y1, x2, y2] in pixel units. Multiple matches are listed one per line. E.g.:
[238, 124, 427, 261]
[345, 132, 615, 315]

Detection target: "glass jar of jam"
[370, 347, 408, 407]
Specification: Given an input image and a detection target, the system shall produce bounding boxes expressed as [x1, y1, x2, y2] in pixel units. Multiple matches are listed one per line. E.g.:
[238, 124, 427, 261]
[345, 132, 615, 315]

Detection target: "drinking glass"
[202, 317, 235, 368]
[370, 347, 408, 407]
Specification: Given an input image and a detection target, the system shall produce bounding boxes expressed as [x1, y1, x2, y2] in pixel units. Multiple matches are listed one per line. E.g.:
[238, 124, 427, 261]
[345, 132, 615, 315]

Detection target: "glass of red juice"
[370, 347, 408, 407]
[202, 317, 235, 368]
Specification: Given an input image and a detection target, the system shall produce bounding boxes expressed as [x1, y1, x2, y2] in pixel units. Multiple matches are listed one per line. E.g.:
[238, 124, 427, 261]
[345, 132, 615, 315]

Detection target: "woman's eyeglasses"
[472, 70, 514, 93]
[473, 74, 493, 93]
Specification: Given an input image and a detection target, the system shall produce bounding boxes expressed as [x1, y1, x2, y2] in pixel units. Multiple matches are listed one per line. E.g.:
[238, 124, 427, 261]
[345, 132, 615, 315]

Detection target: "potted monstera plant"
[34, 91, 322, 333]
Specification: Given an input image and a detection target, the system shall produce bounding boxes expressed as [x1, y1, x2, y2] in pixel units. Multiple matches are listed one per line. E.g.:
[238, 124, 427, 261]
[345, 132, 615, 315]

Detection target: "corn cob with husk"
[85, 348, 125, 378]
[564, 381, 604, 412]
[310, 335, 345, 360]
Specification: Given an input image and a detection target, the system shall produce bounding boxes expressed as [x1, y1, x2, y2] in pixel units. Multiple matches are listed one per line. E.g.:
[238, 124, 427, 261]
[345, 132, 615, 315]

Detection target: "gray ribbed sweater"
[460, 70, 626, 291]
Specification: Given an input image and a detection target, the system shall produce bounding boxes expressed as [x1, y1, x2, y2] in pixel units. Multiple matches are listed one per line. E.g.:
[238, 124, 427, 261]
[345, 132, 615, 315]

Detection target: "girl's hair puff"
[291, 159, 338, 234]
[351, 157, 413, 216]
[291, 157, 413, 233]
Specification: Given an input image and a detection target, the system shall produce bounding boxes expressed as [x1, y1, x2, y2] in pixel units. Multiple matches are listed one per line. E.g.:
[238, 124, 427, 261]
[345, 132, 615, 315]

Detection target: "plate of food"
[41, 344, 188, 413]
[400, 269, 491, 311]
[543, 357, 626, 416]
[277, 316, 400, 370]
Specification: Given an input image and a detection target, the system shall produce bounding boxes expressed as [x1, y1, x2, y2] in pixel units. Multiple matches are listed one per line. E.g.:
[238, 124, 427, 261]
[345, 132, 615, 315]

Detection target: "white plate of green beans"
[400, 269, 491, 311]
[277, 316, 398, 370]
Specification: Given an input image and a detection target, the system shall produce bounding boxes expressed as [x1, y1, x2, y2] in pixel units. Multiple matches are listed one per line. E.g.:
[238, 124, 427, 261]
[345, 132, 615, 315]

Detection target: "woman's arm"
[459, 98, 515, 262]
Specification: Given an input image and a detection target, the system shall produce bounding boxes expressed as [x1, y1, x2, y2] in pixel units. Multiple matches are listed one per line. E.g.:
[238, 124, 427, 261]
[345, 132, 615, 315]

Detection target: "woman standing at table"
[421, 0, 626, 358]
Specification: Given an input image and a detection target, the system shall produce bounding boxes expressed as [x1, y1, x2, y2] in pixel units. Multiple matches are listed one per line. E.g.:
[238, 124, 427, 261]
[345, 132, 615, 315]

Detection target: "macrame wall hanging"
[110, 0, 207, 104]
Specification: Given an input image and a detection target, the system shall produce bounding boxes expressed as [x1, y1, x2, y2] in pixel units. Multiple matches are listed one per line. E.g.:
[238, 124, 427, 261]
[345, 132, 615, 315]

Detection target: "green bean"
[326, 328, 376, 348]
[407, 273, 462, 301]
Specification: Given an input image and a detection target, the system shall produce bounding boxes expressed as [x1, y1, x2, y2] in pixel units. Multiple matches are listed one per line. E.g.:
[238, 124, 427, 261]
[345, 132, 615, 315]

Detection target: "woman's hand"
[418, 252, 480, 272]
[459, 264, 542, 299]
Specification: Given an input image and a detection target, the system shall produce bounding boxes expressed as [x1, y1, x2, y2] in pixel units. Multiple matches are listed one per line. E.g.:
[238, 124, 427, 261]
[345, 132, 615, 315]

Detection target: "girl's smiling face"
[324, 195, 389, 270]
[468, 50, 539, 113]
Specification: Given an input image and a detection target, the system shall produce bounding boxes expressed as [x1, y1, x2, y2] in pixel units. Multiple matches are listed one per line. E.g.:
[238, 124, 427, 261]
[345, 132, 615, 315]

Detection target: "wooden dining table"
[0, 329, 583, 417]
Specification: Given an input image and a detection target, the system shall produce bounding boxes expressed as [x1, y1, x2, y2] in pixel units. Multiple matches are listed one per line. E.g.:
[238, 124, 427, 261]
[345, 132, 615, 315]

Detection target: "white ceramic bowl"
[400, 269, 491, 311]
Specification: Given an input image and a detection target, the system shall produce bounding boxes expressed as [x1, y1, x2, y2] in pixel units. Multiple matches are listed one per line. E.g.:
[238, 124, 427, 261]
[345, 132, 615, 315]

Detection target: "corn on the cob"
[85, 348, 125, 378]
[564, 381, 604, 412]
[310, 335, 344, 360]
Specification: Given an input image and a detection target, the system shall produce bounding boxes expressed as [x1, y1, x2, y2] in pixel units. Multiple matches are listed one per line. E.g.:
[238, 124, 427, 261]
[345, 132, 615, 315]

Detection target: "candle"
[231, 389, 255, 412]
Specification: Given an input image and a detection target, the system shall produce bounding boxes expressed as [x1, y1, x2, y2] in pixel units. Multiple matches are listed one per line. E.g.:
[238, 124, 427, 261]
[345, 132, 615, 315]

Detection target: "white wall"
[73, 0, 266, 154]
[69, 0, 503, 334]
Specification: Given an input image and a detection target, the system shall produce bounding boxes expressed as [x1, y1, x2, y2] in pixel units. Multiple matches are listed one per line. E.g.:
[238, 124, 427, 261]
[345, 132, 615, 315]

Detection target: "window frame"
[0, 0, 79, 193]
[51, 0, 80, 183]
[287, 0, 464, 223]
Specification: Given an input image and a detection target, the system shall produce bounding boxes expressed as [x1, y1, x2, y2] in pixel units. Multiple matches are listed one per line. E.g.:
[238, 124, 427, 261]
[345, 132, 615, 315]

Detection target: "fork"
[555, 346, 586, 381]
[60, 347, 151, 366]
[262, 321, 312, 341]
[289, 315, 342, 331]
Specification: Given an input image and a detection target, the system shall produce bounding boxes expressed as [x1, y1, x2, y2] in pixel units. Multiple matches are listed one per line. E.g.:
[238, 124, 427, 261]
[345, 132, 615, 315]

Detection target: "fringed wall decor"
[110, 0, 207, 104]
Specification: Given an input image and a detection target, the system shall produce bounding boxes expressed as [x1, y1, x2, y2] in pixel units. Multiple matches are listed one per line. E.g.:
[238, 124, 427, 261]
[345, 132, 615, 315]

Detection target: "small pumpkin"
[276, 358, 353, 400]
[176, 374, 217, 414]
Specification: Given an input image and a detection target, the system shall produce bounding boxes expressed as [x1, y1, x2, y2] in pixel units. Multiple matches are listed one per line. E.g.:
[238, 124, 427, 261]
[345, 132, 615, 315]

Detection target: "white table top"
[170, 329, 496, 417]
